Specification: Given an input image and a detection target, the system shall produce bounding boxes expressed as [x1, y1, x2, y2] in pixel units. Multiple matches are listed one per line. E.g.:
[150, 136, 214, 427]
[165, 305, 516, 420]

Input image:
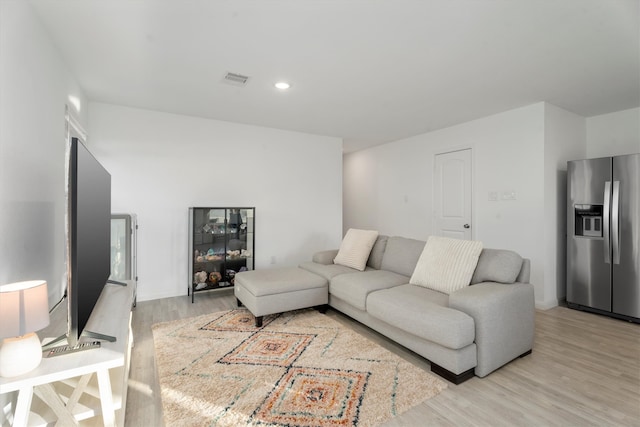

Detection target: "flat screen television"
[65, 137, 113, 346]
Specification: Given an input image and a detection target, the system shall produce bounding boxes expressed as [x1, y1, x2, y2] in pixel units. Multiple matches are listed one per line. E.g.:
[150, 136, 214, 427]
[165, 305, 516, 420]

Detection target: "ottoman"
[234, 267, 328, 326]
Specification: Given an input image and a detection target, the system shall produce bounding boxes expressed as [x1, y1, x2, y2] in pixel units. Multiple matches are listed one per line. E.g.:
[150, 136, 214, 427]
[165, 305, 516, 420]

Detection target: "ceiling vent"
[223, 72, 250, 87]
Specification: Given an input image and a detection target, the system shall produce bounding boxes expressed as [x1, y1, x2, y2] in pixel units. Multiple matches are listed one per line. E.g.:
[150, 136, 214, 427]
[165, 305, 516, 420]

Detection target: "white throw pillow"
[410, 236, 483, 294]
[333, 229, 379, 271]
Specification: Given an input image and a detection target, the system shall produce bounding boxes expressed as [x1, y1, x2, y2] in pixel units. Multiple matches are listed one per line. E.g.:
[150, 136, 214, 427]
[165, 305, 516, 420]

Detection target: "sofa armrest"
[312, 249, 339, 265]
[449, 282, 535, 377]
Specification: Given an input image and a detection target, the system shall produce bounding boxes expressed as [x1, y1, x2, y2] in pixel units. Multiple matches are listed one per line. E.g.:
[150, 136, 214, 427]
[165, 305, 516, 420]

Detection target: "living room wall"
[543, 104, 586, 306]
[586, 107, 640, 157]
[343, 102, 587, 309]
[88, 103, 343, 302]
[0, 1, 87, 308]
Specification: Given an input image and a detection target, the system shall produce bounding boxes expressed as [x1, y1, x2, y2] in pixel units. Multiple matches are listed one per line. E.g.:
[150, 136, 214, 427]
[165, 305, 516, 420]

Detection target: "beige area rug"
[152, 308, 447, 427]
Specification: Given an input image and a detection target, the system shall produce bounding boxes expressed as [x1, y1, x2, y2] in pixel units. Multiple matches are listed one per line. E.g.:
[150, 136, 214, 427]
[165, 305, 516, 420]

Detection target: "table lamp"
[0, 280, 50, 378]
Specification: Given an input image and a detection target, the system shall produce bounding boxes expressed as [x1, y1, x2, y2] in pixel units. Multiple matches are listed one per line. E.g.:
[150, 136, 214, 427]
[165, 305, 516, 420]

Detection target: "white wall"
[586, 107, 640, 157]
[344, 103, 550, 305]
[0, 1, 87, 307]
[543, 104, 586, 308]
[88, 103, 343, 301]
[0, 1, 87, 415]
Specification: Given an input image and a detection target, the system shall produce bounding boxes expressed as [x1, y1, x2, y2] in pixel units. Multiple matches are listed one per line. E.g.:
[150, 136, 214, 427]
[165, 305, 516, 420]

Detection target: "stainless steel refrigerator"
[567, 154, 640, 323]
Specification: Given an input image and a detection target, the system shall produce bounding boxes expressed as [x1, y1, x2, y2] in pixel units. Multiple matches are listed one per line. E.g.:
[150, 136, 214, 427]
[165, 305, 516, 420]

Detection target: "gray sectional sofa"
[298, 235, 535, 384]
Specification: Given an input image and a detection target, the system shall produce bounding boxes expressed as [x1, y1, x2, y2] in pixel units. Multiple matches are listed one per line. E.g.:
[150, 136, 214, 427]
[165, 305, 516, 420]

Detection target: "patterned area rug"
[152, 308, 447, 426]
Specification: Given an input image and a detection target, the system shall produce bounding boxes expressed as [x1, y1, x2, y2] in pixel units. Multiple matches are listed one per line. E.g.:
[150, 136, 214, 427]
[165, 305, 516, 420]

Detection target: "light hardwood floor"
[124, 289, 640, 426]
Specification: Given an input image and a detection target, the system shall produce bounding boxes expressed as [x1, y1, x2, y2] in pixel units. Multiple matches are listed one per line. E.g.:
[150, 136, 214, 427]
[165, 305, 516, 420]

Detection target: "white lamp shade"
[0, 280, 50, 338]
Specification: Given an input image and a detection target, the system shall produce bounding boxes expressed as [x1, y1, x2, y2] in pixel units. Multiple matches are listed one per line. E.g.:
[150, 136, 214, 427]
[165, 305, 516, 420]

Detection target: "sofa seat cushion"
[367, 285, 475, 350]
[299, 261, 369, 280]
[329, 270, 409, 311]
[235, 267, 327, 297]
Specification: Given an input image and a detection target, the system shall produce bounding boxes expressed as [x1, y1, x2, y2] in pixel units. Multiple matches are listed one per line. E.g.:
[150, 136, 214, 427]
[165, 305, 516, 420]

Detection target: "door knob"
[463, 224, 470, 229]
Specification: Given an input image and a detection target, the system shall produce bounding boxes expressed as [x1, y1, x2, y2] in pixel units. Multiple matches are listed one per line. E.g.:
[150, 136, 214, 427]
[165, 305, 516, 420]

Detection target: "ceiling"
[29, 0, 639, 153]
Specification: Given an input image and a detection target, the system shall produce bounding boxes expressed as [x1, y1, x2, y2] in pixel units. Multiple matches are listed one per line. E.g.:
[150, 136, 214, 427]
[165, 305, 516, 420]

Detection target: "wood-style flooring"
[124, 289, 640, 426]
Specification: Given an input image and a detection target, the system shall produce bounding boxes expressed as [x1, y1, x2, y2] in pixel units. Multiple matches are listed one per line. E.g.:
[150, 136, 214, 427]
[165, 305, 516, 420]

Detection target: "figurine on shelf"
[206, 248, 221, 261]
[227, 249, 240, 259]
[209, 271, 222, 284]
[227, 269, 237, 285]
[241, 249, 252, 258]
[194, 271, 208, 290]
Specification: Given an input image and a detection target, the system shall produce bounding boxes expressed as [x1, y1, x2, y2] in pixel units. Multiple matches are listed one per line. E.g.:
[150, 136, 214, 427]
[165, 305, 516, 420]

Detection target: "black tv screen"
[66, 137, 111, 346]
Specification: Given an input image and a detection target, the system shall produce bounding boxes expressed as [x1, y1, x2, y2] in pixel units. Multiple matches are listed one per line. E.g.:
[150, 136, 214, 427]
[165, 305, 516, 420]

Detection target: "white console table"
[0, 281, 134, 427]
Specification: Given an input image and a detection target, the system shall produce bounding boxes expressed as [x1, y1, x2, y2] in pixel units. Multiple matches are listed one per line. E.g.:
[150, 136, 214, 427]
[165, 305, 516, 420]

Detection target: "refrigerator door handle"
[612, 180, 620, 264]
[604, 181, 611, 264]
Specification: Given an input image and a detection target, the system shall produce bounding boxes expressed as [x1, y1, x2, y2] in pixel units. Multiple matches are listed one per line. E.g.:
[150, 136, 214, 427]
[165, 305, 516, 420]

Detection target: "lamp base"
[0, 332, 43, 378]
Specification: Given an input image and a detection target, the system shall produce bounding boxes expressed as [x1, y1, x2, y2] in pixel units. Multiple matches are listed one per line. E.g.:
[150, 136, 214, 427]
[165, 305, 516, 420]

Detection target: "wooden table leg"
[97, 369, 116, 427]
[13, 385, 34, 427]
[33, 383, 78, 426]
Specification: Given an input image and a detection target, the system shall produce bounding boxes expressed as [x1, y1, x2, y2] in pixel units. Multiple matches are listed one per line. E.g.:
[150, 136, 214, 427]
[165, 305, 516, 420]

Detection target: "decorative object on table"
[153, 308, 446, 426]
[0, 280, 50, 378]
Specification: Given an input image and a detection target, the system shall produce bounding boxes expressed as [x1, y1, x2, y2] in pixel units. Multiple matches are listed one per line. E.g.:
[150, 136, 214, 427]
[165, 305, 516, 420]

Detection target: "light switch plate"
[501, 190, 517, 201]
[488, 191, 499, 201]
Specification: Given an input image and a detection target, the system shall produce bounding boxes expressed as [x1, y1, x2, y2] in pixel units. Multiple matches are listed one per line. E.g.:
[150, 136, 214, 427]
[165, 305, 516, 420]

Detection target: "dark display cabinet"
[188, 207, 255, 302]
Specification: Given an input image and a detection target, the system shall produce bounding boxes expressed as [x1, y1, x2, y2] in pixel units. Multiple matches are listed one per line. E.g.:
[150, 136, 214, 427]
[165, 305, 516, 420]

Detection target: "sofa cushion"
[367, 235, 389, 270]
[367, 284, 475, 350]
[380, 236, 426, 277]
[235, 267, 327, 297]
[329, 270, 409, 311]
[471, 248, 523, 284]
[299, 261, 367, 280]
[333, 228, 379, 271]
[410, 236, 483, 295]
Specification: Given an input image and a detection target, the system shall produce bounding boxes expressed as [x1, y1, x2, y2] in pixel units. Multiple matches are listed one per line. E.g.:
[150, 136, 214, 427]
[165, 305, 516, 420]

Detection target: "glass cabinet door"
[189, 207, 255, 302]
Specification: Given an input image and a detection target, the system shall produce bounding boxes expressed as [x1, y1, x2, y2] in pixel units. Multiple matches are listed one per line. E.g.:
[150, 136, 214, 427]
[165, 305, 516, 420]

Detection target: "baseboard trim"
[535, 299, 559, 310]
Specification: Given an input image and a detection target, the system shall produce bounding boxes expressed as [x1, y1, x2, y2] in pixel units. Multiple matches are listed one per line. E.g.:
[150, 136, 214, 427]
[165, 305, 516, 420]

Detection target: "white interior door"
[434, 149, 472, 240]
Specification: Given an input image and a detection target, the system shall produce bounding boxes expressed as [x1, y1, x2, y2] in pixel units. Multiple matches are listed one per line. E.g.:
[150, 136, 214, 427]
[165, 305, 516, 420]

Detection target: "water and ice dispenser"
[574, 204, 603, 238]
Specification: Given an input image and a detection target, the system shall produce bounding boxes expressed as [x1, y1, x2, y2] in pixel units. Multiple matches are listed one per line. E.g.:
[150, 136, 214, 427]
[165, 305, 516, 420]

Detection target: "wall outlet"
[270, 256, 277, 265]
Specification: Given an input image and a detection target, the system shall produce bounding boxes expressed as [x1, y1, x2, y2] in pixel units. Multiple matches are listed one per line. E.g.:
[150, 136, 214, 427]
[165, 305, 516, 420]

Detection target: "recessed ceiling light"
[275, 81, 291, 90]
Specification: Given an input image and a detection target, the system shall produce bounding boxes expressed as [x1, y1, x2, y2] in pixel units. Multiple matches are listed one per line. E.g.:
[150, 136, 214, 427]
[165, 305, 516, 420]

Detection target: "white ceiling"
[29, 0, 639, 152]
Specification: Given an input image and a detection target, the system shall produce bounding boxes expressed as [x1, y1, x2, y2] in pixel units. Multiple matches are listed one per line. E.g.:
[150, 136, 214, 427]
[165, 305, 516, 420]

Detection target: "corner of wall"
[535, 298, 559, 311]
